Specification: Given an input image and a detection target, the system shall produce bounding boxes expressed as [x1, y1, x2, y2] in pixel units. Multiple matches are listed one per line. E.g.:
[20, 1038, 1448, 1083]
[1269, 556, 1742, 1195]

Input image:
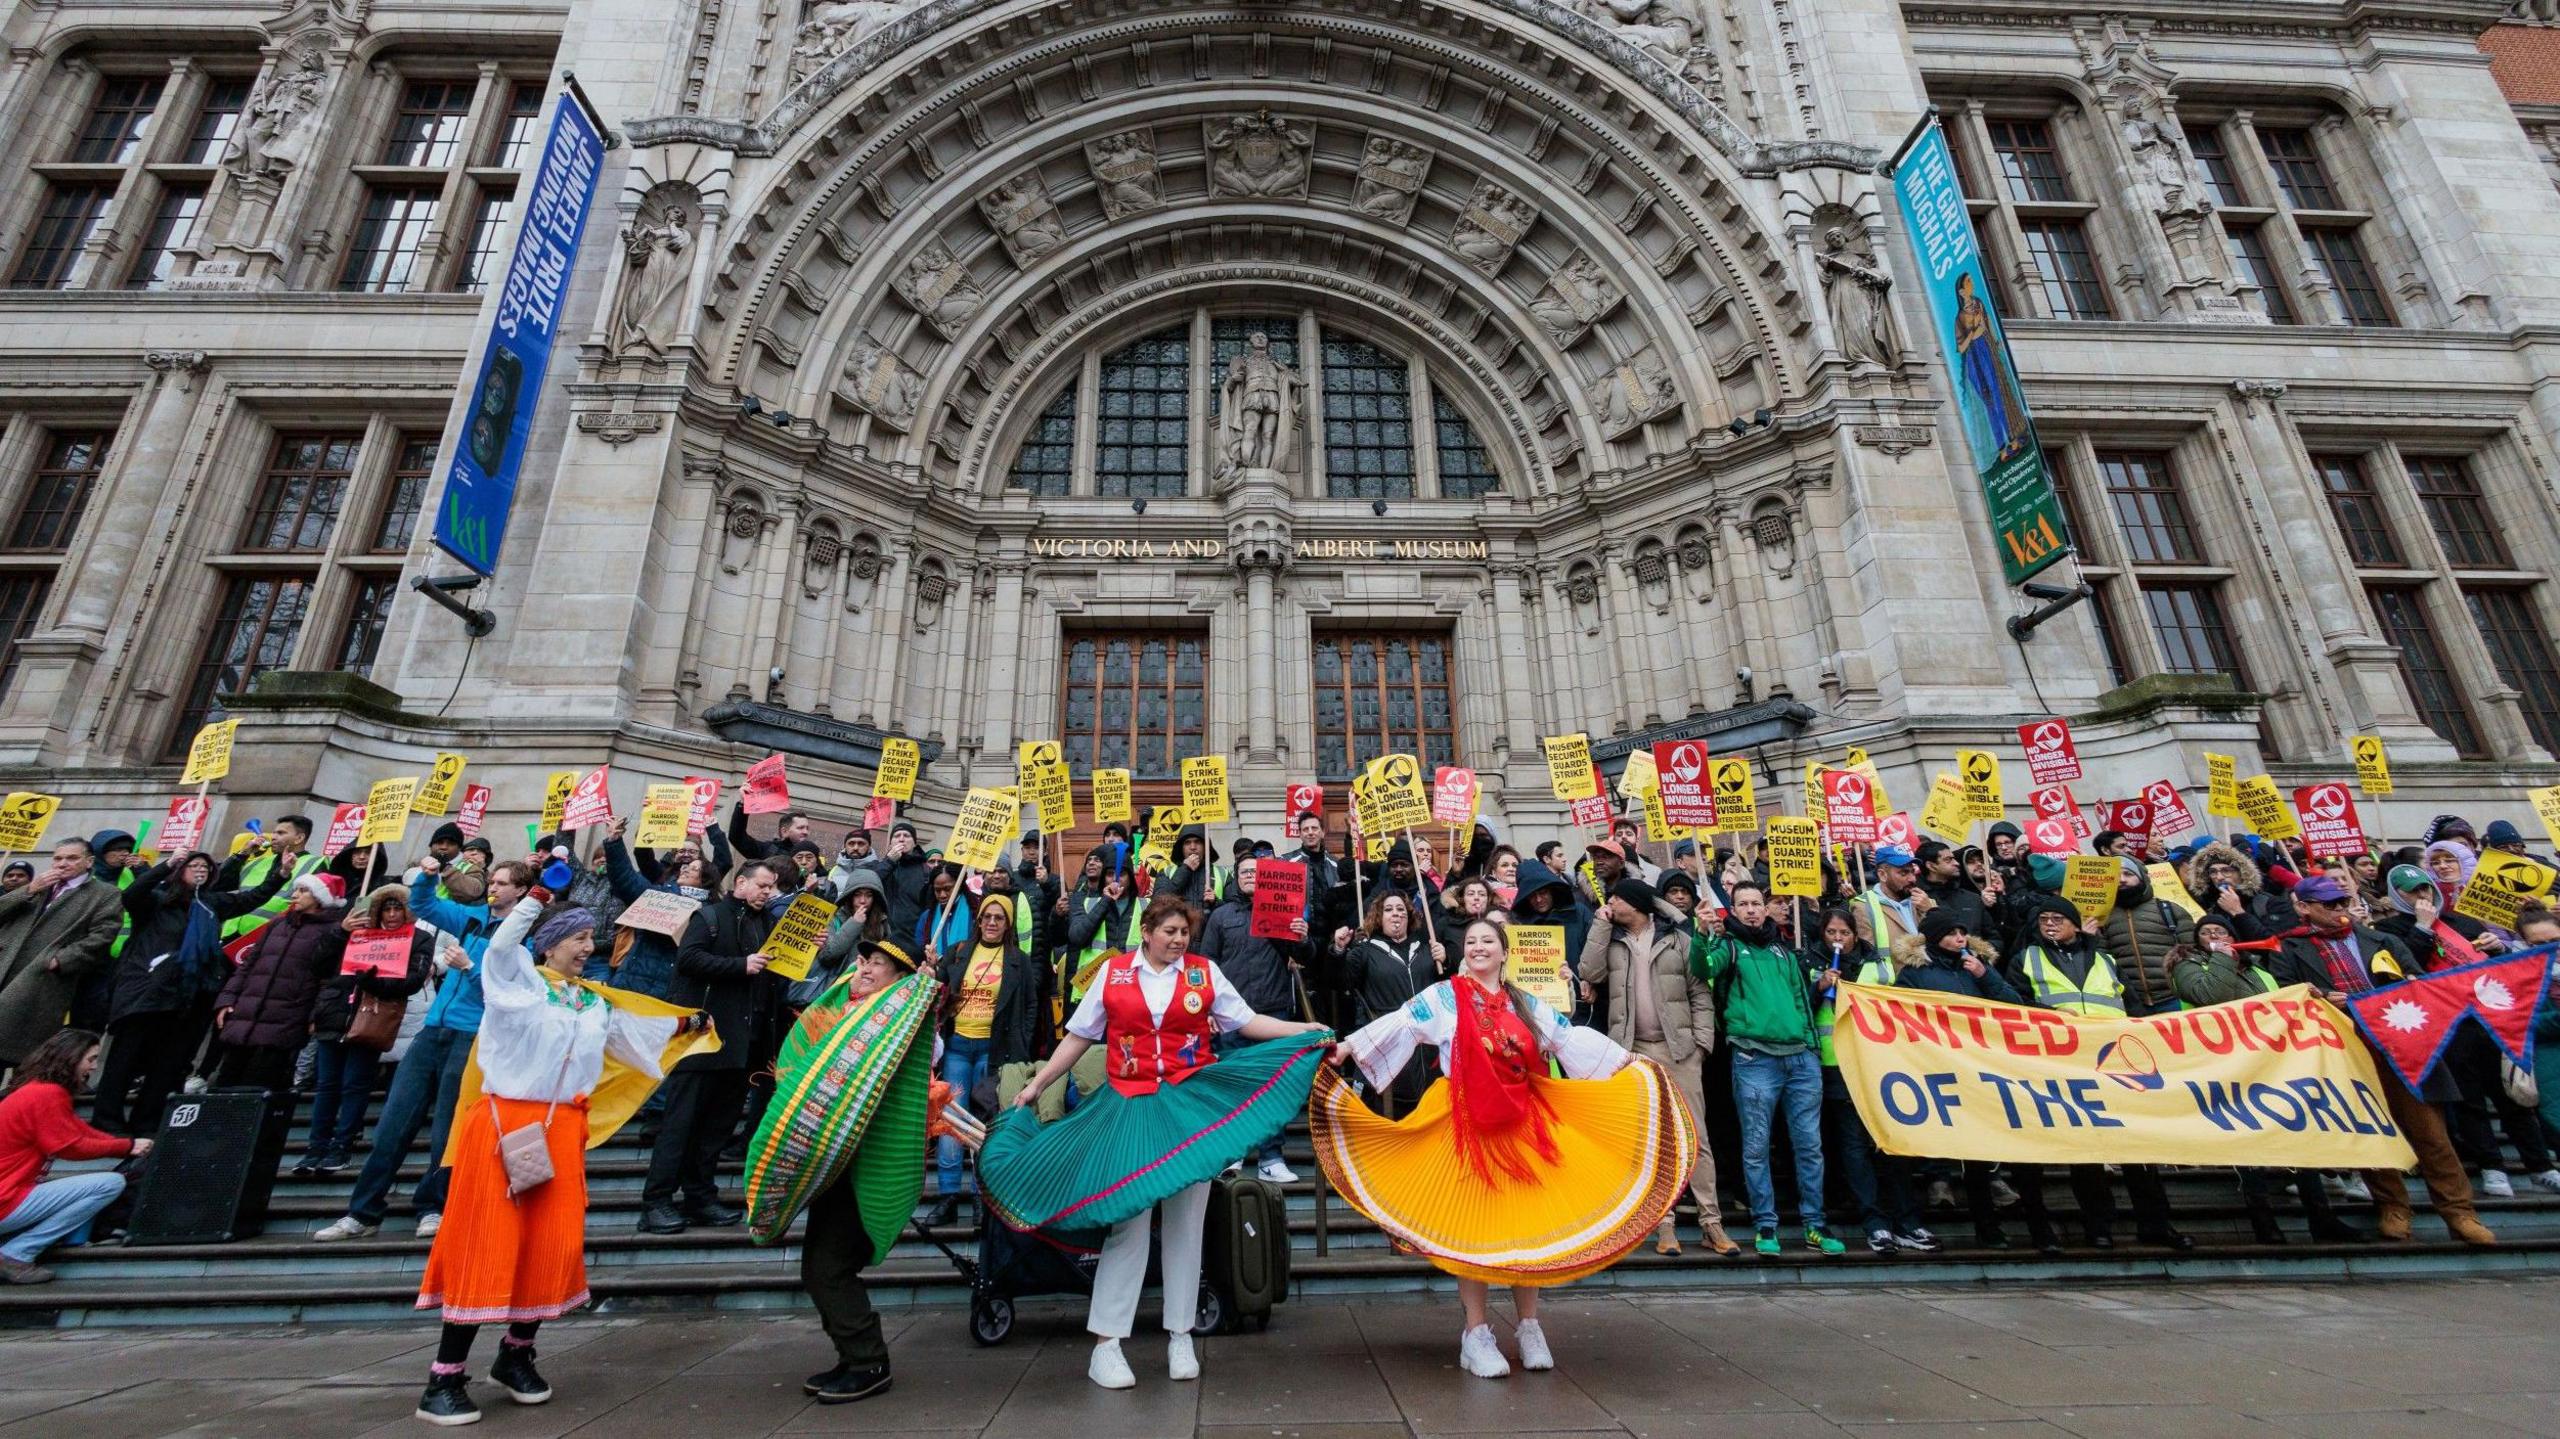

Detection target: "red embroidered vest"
[1100, 951, 1216, 1097]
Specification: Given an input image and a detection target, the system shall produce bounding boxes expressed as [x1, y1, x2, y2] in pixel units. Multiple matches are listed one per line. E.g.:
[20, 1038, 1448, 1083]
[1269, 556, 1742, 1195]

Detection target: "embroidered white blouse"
[476, 897, 682, 1103]
[1341, 978, 1628, 1091]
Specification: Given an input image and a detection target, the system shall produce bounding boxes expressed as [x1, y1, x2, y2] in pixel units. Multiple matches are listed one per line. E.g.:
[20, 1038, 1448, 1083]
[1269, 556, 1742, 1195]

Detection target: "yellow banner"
[1640, 785, 1687, 843]
[414, 752, 468, 816]
[359, 777, 418, 848]
[1091, 768, 1133, 825]
[1767, 816, 1822, 898]
[2535, 783, 2560, 853]
[1919, 772, 1971, 841]
[1139, 804, 1185, 866]
[0, 792, 59, 852]
[1181, 754, 1231, 825]
[1018, 742, 1075, 834]
[2350, 735, 2392, 796]
[540, 771, 578, 835]
[1359, 754, 1432, 832]
[1543, 734, 1595, 800]
[762, 891, 838, 981]
[1802, 762, 1828, 826]
[182, 719, 240, 786]
[2061, 854, 2119, 927]
[945, 787, 1016, 871]
[2148, 862, 2203, 918]
[2234, 775, 2298, 840]
[1831, 980, 2418, 1168]
[1955, 749, 2003, 821]
[875, 737, 920, 801]
[1710, 758, 1756, 827]
[635, 783, 692, 848]
[2453, 849, 2556, 930]
[2205, 753, 2239, 818]
[1617, 748, 1659, 800]
[1506, 924, 1573, 1013]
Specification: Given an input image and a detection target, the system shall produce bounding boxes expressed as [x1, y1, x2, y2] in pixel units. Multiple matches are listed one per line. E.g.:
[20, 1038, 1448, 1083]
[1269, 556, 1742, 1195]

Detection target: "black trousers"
[2008, 1162, 2172, 1241]
[802, 1172, 888, 1368]
[643, 1066, 749, 1208]
[214, 1043, 299, 1096]
[2442, 1029, 2553, 1173]
[93, 1007, 213, 1136]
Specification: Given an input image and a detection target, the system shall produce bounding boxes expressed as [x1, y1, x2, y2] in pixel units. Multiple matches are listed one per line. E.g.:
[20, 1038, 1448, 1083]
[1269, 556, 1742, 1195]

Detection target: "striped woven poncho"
[743, 968, 939, 1253]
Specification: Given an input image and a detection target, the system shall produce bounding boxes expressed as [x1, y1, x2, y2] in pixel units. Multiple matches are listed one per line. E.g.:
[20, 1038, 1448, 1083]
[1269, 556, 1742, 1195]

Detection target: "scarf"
[1447, 976, 1559, 1187]
[174, 891, 228, 1004]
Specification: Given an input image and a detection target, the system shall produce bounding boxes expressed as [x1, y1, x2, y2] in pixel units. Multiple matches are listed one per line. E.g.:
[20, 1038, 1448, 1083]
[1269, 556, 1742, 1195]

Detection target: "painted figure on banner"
[1950, 273, 2028, 462]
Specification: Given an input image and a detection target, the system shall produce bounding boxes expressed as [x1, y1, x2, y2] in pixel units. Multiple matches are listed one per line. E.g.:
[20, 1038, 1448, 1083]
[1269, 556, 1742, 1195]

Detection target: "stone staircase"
[9, 1098, 2558, 1328]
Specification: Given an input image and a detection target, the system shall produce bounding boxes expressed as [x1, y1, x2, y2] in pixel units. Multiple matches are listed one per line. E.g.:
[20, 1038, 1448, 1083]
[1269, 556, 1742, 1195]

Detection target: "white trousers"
[1086, 1180, 1210, 1340]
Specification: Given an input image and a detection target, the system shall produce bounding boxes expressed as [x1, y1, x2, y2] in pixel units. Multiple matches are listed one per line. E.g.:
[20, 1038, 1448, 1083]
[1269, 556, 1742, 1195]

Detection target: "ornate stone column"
[979, 560, 1029, 758]
[1488, 563, 1539, 756]
[1597, 542, 1650, 733]
[857, 548, 912, 728]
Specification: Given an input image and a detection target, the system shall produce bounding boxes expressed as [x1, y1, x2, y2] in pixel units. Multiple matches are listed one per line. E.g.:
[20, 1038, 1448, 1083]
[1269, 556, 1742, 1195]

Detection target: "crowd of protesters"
[0, 783, 2556, 1289]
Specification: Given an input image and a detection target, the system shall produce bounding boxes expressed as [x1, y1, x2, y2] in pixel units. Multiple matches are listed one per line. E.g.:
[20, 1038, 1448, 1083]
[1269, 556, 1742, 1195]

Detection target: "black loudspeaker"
[124, 1087, 293, 1245]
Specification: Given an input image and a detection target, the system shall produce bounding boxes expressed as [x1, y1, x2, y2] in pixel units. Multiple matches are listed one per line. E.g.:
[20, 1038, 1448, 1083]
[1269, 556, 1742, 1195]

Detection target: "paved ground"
[3, 1277, 2558, 1437]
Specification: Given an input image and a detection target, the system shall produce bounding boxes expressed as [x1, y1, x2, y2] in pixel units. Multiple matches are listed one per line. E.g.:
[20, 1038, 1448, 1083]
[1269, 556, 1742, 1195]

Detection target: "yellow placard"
[1849, 755, 1891, 816]
[2453, 849, 2557, 930]
[2061, 854, 2120, 928]
[1180, 754, 1232, 825]
[359, 777, 418, 848]
[635, 783, 692, 848]
[1640, 785, 1688, 844]
[1543, 734, 1596, 801]
[2149, 862, 2204, 919]
[1832, 981, 2416, 1168]
[413, 752, 468, 816]
[1920, 772, 1973, 841]
[1710, 758, 1756, 830]
[541, 771, 578, 835]
[1505, 924, 1574, 1012]
[944, 787, 1016, 871]
[1767, 816, 1822, 898]
[1956, 749, 2003, 821]
[2350, 736, 2393, 797]
[875, 737, 920, 801]
[181, 719, 240, 786]
[1802, 762, 1830, 826]
[1139, 804, 1186, 866]
[1360, 753, 1433, 832]
[2532, 784, 2560, 853]
[1018, 741, 1076, 834]
[2234, 776, 2298, 840]
[760, 891, 838, 982]
[2205, 753, 2239, 818]
[1091, 768, 1134, 826]
[1618, 748, 1660, 799]
[0, 792, 60, 852]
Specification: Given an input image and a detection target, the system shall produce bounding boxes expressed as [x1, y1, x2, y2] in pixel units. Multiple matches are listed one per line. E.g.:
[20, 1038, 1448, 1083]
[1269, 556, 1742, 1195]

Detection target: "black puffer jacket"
[214, 906, 349, 1049]
[109, 853, 286, 1024]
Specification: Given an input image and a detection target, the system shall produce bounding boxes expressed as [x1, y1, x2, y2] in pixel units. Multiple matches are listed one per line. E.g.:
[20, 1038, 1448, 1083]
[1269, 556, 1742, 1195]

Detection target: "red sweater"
[0, 1082, 133, 1218]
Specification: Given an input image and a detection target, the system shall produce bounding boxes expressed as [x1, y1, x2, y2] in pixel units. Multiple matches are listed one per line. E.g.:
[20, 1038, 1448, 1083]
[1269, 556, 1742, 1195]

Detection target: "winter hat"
[461, 836, 495, 861]
[1671, 838, 1700, 858]
[366, 885, 412, 925]
[890, 819, 919, 839]
[2024, 892, 2081, 933]
[1658, 869, 1700, 902]
[2291, 874, 2350, 904]
[2, 860, 30, 882]
[295, 872, 347, 909]
[2192, 913, 2237, 946]
[2485, 819, 2525, 847]
[429, 822, 467, 849]
[2421, 814, 2476, 848]
[1987, 820, 2024, 845]
[1610, 876, 1659, 914]
[2026, 854, 2066, 892]
[2385, 864, 2440, 915]
[1921, 906, 1969, 945]
[529, 905, 597, 958]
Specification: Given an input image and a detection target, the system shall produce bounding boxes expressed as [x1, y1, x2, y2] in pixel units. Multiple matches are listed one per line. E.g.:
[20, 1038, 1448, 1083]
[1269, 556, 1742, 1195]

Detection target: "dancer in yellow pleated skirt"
[1309, 916, 1695, 1381]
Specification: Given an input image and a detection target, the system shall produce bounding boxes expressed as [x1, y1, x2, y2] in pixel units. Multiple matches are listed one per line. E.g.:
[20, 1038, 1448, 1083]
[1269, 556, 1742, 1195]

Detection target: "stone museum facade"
[3, 0, 2560, 843]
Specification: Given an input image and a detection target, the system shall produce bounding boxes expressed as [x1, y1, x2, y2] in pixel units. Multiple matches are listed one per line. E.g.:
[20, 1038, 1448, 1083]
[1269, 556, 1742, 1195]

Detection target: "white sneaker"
[312, 1216, 377, 1242]
[1459, 1324, 1510, 1379]
[1167, 1332, 1199, 1381]
[416, 1212, 443, 1239]
[2479, 1168, 2515, 1199]
[1514, 1318, 1554, 1371]
[2523, 1169, 2560, 1195]
[1088, 1339, 1136, 1390]
[1256, 1160, 1298, 1184]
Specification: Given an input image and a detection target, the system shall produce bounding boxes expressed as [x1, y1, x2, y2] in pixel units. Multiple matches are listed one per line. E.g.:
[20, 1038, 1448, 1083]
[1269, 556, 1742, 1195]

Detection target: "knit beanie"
[1920, 906, 1968, 945]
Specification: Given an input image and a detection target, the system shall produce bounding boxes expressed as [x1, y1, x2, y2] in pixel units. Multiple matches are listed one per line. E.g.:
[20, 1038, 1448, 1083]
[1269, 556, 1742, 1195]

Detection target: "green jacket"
[1688, 925, 1822, 1056]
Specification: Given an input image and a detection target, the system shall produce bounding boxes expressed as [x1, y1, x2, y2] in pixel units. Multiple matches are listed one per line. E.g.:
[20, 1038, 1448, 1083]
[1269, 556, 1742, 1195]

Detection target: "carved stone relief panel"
[979, 171, 1068, 268]
[1085, 129, 1164, 221]
[1448, 179, 1537, 277]
[1351, 135, 1432, 225]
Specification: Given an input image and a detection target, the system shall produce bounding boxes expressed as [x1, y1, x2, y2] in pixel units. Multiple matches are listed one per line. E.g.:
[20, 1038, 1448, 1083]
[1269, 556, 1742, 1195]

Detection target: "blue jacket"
[586, 837, 707, 998]
[408, 869, 492, 1033]
[1511, 857, 1591, 975]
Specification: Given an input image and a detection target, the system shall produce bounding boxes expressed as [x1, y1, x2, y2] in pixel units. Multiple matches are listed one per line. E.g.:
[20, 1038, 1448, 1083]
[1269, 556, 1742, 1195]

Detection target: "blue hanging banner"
[431, 82, 608, 577]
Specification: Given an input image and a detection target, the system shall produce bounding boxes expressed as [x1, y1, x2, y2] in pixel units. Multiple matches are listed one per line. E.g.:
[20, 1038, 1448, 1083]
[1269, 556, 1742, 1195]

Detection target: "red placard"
[161, 794, 210, 854]
[1250, 857, 1308, 940]
[1286, 782, 1324, 820]
[341, 924, 414, 977]
[2017, 718, 2084, 786]
[324, 802, 366, 857]
[2096, 798, 2154, 845]
[2141, 778, 2199, 840]
[2293, 783, 2368, 859]
[682, 777, 722, 834]
[1821, 769, 1878, 845]
[1876, 811, 1916, 852]
[455, 784, 491, 839]
[561, 766, 614, 830]
[741, 753, 791, 815]
[862, 794, 895, 832]
[1570, 766, 1611, 830]
[1652, 740, 1719, 829]
[1431, 766, 1479, 826]
[2029, 784, 2091, 842]
[2026, 814, 2080, 856]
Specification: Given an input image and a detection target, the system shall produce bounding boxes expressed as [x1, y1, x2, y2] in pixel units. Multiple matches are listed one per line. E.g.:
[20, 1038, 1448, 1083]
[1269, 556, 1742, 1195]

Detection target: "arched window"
[1095, 328, 1189, 498]
[1433, 391, 1501, 498]
[1319, 329, 1414, 499]
[1008, 384, 1075, 494]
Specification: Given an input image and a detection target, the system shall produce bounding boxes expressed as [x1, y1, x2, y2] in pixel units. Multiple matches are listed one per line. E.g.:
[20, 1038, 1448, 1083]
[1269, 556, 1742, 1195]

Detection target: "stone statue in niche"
[1085, 131, 1163, 221]
[1206, 110, 1314, 200]
[979, 173, 1067, 267]
[1213, 332, 1304, 483]
[1597, 346, 1678, 437]
[226, 43, 331, 181]
[790, 0, 919, 82]
[1352, 136, 1432, 224]
[893, 240, 984, 340]
[1528, 251, 1624, 347]
[834, 332, 924, 430]
[607, 188, 696, 358]
[1583, 0, 1704, 68]
[2120, 91, 2202, 215]
[1815, 226, 1901, 371]
[1449, 180, 1536, 276]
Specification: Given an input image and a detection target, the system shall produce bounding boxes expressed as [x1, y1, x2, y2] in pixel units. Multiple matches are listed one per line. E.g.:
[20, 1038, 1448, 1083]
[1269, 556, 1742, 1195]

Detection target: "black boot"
[638, 1202, 689, 1235]
[1974, 1224, 2010, 1250]
[2299, 1179, 2366, 1243]
[812, 1363, 892, 1403]
[684, 1199, 744, 1227]
[924, 1195, 961, 1228]
[415, 1372, 481, 1427]
[489, 1344, 552, 1405]
[2028, 1221, 2064, 1257]
[2246, 1200, 2286, 1246]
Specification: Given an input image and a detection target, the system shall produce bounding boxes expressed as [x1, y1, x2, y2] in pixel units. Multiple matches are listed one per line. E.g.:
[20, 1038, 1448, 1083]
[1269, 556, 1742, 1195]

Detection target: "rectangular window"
[7, 430, 113, 553]
[2305, 228, 2392, 327]
[1986, 119, 2071, 203]
[334, 574, 400, 677]
[339, 187, 440, 293]
[382, 79, 474, 167]
[125, 183, 206, 290]
[2188, 125, 2245, 208]
[2466, 587, 2560, 756]
[183, 79, 251, 164]
[1058, 628, 1207, 778]
[10, 184, 113, 289]
[2141, 582, 2242, 681]
[1094, 331, 1189, 499]
[2020, 221, 2111, 319]
[1310, 631, 1458, 779]
[2257, 127, 2340, 210]
[0, 573, 51, 702]
[170, 574, 313, 753]
[492, 83, 544, 169]
[2089, 587, 2132, 688]
[2098, 452, 2202, 564]
[1320, 331, 1415, 500]
[71, 76, 164, 164]
[460, 188, 514, 293]
[2406, 455, 2508, 569]
[1433, 392, 1501, 498]
[2314, 453, 2400, 567]
[371, 436, 436, 552]
[2224, 225, 2296, 325]
[244, 433, 359, 553]
[1007, 385, 1076, 495]
[2369, 586, 2480, 756]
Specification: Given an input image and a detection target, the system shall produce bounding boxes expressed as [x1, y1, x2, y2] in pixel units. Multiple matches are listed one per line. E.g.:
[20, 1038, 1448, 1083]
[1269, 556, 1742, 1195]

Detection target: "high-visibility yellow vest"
[2017, 944, 2126, 1016]
[1814, 957, 1896, 1065]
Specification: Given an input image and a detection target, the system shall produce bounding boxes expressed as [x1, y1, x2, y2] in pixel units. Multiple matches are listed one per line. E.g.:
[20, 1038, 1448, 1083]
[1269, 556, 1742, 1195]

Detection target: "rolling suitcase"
[1201, 1168, 1290, 1332]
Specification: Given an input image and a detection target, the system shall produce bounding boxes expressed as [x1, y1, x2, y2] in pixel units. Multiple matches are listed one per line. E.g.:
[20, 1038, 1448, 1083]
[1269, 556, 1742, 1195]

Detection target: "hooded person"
[1507, 856, 1590, 1000]
[809, 868, 894, 1001]
[2179, 840, 2293, 941]
[2093, 855, 2187, 1016]
[62, 829, 140, 1033]
[1152, 824, 1225, 909]
[877, 820, 937, 944]
[91, 848, 290, 1134]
